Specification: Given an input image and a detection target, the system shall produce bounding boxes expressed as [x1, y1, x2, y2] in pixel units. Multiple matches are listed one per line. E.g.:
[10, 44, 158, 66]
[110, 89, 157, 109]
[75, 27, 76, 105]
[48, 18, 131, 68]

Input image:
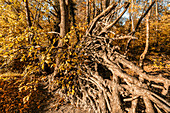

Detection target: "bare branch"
[86, 3, 118, 35]
[98, 2, 130, 36]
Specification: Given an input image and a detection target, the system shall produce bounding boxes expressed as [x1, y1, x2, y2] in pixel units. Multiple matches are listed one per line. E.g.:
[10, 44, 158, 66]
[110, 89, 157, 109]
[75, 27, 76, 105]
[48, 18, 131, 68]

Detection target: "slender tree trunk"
[54, 0, 69, 77]
[139, 0, 152, 68]
[70, 0, 76, 26]
[25, 0, 32, 27]
[128, 0, 131, 33]
[86, 0, 90, 25]
[59, 0, 67, 38]
[100, 0, 103, 12]
[65, 0, 70, 31]
[128, 0, 135, 32]
[102, 0, 106, 10]
[128, 13, 132, 33]
[95, 0, 99, 16]
[131, 0, 135, 31]
[50, 0, 60, 45]
[92, 0, 95, 19]
[106, 0, 110, 8]
[24, 0, 32, 44]
[102, 0, 110, 10]
[155, 0, 158, 45]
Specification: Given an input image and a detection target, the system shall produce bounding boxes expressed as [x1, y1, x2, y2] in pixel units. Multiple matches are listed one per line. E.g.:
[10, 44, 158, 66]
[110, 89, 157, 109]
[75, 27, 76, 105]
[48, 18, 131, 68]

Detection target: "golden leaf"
[23, 94, 30, 104]
[72, 90, 75, 95]
[42, 63, 44, 70]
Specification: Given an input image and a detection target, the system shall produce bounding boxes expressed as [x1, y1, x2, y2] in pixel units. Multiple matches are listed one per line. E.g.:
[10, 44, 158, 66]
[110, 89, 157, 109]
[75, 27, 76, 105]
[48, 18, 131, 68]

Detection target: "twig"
[123, 96, 139, 101]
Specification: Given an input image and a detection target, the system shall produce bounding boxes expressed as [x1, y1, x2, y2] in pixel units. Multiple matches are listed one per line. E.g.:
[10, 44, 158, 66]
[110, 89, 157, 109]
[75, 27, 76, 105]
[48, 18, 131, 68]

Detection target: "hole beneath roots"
[97, 64, 112, 79]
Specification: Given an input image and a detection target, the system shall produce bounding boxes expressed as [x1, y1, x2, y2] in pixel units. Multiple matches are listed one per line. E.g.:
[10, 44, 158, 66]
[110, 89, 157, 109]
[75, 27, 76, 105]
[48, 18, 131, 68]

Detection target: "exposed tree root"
[46, 1, 169, 113]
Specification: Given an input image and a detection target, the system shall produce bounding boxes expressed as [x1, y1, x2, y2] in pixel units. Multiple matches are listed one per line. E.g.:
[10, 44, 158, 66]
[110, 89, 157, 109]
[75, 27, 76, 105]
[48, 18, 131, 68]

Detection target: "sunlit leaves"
[23, 94, 31, 104]
[49, 25, 89, 97]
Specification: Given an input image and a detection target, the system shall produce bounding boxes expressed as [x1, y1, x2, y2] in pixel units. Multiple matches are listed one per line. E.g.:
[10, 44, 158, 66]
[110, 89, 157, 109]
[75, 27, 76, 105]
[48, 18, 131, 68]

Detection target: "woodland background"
[0, 0, 169, 112]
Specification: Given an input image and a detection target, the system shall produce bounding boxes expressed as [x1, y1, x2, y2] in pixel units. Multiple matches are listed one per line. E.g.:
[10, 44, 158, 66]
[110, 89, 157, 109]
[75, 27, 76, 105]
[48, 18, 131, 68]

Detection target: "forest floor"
[0, 53, 169, 113]
[42, 54, 170, 113]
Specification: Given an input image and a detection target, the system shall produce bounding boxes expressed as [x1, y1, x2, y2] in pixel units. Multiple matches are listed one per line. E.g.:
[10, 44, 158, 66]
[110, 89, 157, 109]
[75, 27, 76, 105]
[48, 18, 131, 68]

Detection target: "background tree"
[59, 0, 68, 38]
[102, 0, 110, 10]
[139, 0, 152, 68]
[86, 0, 90, 24]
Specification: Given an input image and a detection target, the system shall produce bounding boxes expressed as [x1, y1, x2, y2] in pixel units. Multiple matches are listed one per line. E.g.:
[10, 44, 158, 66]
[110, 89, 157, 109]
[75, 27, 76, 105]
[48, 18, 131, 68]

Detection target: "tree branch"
[86, 3, 118, 35]
[124, 1, 155, 55]
[98, 2, 130, 36]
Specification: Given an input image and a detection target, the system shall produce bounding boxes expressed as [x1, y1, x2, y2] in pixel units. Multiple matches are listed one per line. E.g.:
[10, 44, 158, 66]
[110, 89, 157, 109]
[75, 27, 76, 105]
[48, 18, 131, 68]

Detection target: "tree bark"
[155, 0, 158, 44]
[131, 0, 135, 31]
[100, 0, 103, 12]
[128, 0, 134, 33]
[86, 0, 90, 25]
[139, 0, 152, 68]
[54, 0, 69, 77]
[102, 0, 110, 10]
[59, 0, 69, 38]
[92, 0, 95, 19]
[70, 0, 76, 26]
[25, 0, 32, 27]
[24, 0, 33, 44]
[65, 0, 70, 31]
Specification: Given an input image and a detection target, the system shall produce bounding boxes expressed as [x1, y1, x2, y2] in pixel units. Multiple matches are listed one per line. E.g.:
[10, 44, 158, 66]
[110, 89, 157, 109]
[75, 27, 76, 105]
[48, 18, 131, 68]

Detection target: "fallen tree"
[46, 1, 170, 113]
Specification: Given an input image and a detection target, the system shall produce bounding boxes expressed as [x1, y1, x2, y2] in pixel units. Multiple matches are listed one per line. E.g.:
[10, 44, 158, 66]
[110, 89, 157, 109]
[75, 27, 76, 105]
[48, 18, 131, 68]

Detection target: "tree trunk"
[100, 0, 103, 12]
[70, 0, 76, 26]
[139, 0, 152, 68]
[102, 0, 110, 10]
[131, 0, 135, 31]
[25, 0, 32, 27]
[155, 0, 158, 45]
[128, 0, 135, 32]
[54, 0, 69, 77]
[59, 0, 69, 38]
[95, 0, 99, 16]
[24, 0, 32, 44]
[86, 0, 90, 25]
[92, 0, 95, 19]
[65, 0, 70, 31]
[128, 13, 132, 33]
